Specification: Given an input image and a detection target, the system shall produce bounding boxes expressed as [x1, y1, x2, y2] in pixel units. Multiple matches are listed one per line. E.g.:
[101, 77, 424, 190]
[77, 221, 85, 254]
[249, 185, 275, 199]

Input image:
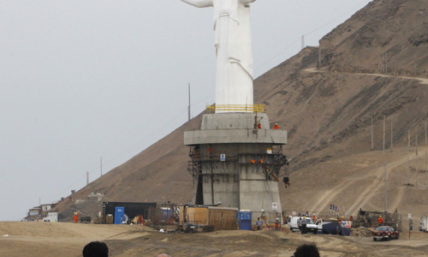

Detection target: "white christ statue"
[182, 0, 256, 113]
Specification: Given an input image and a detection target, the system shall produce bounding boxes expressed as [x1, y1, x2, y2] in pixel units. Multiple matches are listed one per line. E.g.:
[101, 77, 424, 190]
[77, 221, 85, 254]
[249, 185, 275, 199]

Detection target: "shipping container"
[209, 207, 238, 230]
[181, 205, 238, 231]
[186, 207, 209, 225]
[102, 202, 156, 224]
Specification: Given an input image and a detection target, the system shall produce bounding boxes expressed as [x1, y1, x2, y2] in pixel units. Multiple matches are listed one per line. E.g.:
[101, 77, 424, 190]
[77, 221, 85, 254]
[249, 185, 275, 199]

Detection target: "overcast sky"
[0, 0, 372, 221]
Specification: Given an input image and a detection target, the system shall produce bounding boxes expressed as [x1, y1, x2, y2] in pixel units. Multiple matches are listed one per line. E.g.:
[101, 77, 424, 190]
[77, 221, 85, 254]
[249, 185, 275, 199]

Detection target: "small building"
[41, 204, 54, 212]
[28, 207, 41, 217]
[42, 212, 58, 222]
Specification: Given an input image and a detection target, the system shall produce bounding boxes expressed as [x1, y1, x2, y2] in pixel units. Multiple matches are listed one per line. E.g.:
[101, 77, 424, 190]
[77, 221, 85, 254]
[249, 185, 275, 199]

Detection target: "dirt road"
[304, 68, 428, 85]
[2, 222, 428, 257]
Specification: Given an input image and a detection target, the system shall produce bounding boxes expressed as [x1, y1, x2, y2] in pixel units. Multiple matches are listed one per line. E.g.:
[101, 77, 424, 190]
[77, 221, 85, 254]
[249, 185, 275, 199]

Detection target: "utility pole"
[188, 83, 191, 121]
[425, 122, 428, 188]
[382, 52, 388, 74]
[425, 121, 427, 147]
[390, 116, 393, 152]
[383, 52, 388, 74]
[383, 115, 386, 152]
[416, 127, 419, 187]
[371, 116, 374, 150]
[301, 35, 305, 49]
[356, 52, 360, 72]
[416, 127, 419, 156]
[385, 52, 388, 74]
[383, 115, 387, 212]
[407, 129, 411, 185]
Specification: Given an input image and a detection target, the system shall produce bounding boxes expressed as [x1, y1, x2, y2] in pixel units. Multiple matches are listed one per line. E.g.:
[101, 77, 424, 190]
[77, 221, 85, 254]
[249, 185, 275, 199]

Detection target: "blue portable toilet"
[238, 211, 252, 230]
[114, 207, 125, 224]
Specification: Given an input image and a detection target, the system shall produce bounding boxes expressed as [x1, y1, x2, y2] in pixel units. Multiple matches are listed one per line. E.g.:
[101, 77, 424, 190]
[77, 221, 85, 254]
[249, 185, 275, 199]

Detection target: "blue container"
[238, 211, 252, 230]
[114, 207, 125, 224]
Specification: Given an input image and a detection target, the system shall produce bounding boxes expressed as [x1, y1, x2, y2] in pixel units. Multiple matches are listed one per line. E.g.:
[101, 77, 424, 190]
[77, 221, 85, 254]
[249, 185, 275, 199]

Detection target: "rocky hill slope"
[50, 0, 428, 222]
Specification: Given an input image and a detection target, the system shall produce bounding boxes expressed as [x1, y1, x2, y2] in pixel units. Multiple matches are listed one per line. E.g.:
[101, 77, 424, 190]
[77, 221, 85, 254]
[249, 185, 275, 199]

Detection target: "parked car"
[372, 226, 399, 241]
[419, 215, 428, 232]
[287, 216, 301, 232]
[303, 218, 319, 234]
[287, 216, 319, 234]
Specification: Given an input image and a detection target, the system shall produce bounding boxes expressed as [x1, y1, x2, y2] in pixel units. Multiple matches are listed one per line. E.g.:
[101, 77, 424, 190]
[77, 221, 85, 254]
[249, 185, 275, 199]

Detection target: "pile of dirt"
[351, 227, 374, 237]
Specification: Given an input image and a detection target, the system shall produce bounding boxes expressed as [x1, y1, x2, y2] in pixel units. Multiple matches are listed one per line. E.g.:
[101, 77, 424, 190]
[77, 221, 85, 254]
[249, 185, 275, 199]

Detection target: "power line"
[256, 1, 371, 75]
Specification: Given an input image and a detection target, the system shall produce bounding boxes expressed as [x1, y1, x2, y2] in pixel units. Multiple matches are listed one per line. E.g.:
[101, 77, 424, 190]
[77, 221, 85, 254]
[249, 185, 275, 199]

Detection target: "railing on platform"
[206, 104, 266, 113]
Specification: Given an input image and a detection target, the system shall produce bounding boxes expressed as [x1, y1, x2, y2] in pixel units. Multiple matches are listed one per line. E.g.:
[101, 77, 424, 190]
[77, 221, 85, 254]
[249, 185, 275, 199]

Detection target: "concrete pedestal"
[184, 113, 287, 223]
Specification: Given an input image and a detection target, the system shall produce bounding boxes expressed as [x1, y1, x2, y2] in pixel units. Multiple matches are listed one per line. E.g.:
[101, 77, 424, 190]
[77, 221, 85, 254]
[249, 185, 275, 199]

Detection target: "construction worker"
[275, 218, 279, 231]
[260, 210, 267, 222]
[73, 212, 79, 223]
[312, 214, 316, 223]
[256, 217, 262, 230]
[367, 215, 372, 227]
[301, 216, 307, 234]
[273, 123, 279, 129]
[378, 215, 384, 226]
[257, 122, 261, 129]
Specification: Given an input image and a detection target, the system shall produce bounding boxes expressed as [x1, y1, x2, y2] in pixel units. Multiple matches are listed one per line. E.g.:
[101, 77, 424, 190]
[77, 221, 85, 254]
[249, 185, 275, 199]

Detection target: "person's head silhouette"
[293, 244, 320, 257]
[82, 241, 108, 257]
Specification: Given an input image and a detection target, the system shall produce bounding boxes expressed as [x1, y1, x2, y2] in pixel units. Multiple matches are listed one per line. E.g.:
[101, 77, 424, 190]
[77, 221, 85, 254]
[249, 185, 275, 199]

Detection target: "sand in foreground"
[1, 222, 428, 257]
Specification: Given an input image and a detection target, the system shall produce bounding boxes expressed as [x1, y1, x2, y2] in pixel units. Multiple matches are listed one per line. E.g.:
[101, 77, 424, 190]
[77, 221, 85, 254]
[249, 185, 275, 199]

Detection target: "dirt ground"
[2, 222, 428, 257]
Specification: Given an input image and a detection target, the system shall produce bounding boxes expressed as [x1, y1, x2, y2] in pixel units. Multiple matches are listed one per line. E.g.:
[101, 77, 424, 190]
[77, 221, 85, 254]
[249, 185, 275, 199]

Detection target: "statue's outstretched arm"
[181, 0, 213, 8]
[239, 0, 256, 4]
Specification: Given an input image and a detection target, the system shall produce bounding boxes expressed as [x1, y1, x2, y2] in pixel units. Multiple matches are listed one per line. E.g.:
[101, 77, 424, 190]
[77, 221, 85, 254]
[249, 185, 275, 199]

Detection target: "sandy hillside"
[28, 0, 428, 225]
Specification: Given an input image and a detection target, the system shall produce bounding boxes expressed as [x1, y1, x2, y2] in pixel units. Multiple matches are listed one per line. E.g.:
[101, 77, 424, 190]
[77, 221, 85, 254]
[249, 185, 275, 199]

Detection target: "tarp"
[322, 222, 339, 235]
[322, 221, 350, 236]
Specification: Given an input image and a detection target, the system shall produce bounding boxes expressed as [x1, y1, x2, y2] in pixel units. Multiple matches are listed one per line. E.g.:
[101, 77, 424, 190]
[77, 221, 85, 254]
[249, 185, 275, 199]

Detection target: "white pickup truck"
[420, 215, 428, 232]
[288, 216, 323, 234]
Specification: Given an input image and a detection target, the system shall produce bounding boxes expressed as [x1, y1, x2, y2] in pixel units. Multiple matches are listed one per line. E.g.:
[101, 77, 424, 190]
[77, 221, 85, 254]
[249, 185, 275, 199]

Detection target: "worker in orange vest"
[274, 218, 279, 231]
[377, 215, 384, 226]
[73, 212, 79, 223]
[257, 122, 261, 129]
[273, 123, 279, 129]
